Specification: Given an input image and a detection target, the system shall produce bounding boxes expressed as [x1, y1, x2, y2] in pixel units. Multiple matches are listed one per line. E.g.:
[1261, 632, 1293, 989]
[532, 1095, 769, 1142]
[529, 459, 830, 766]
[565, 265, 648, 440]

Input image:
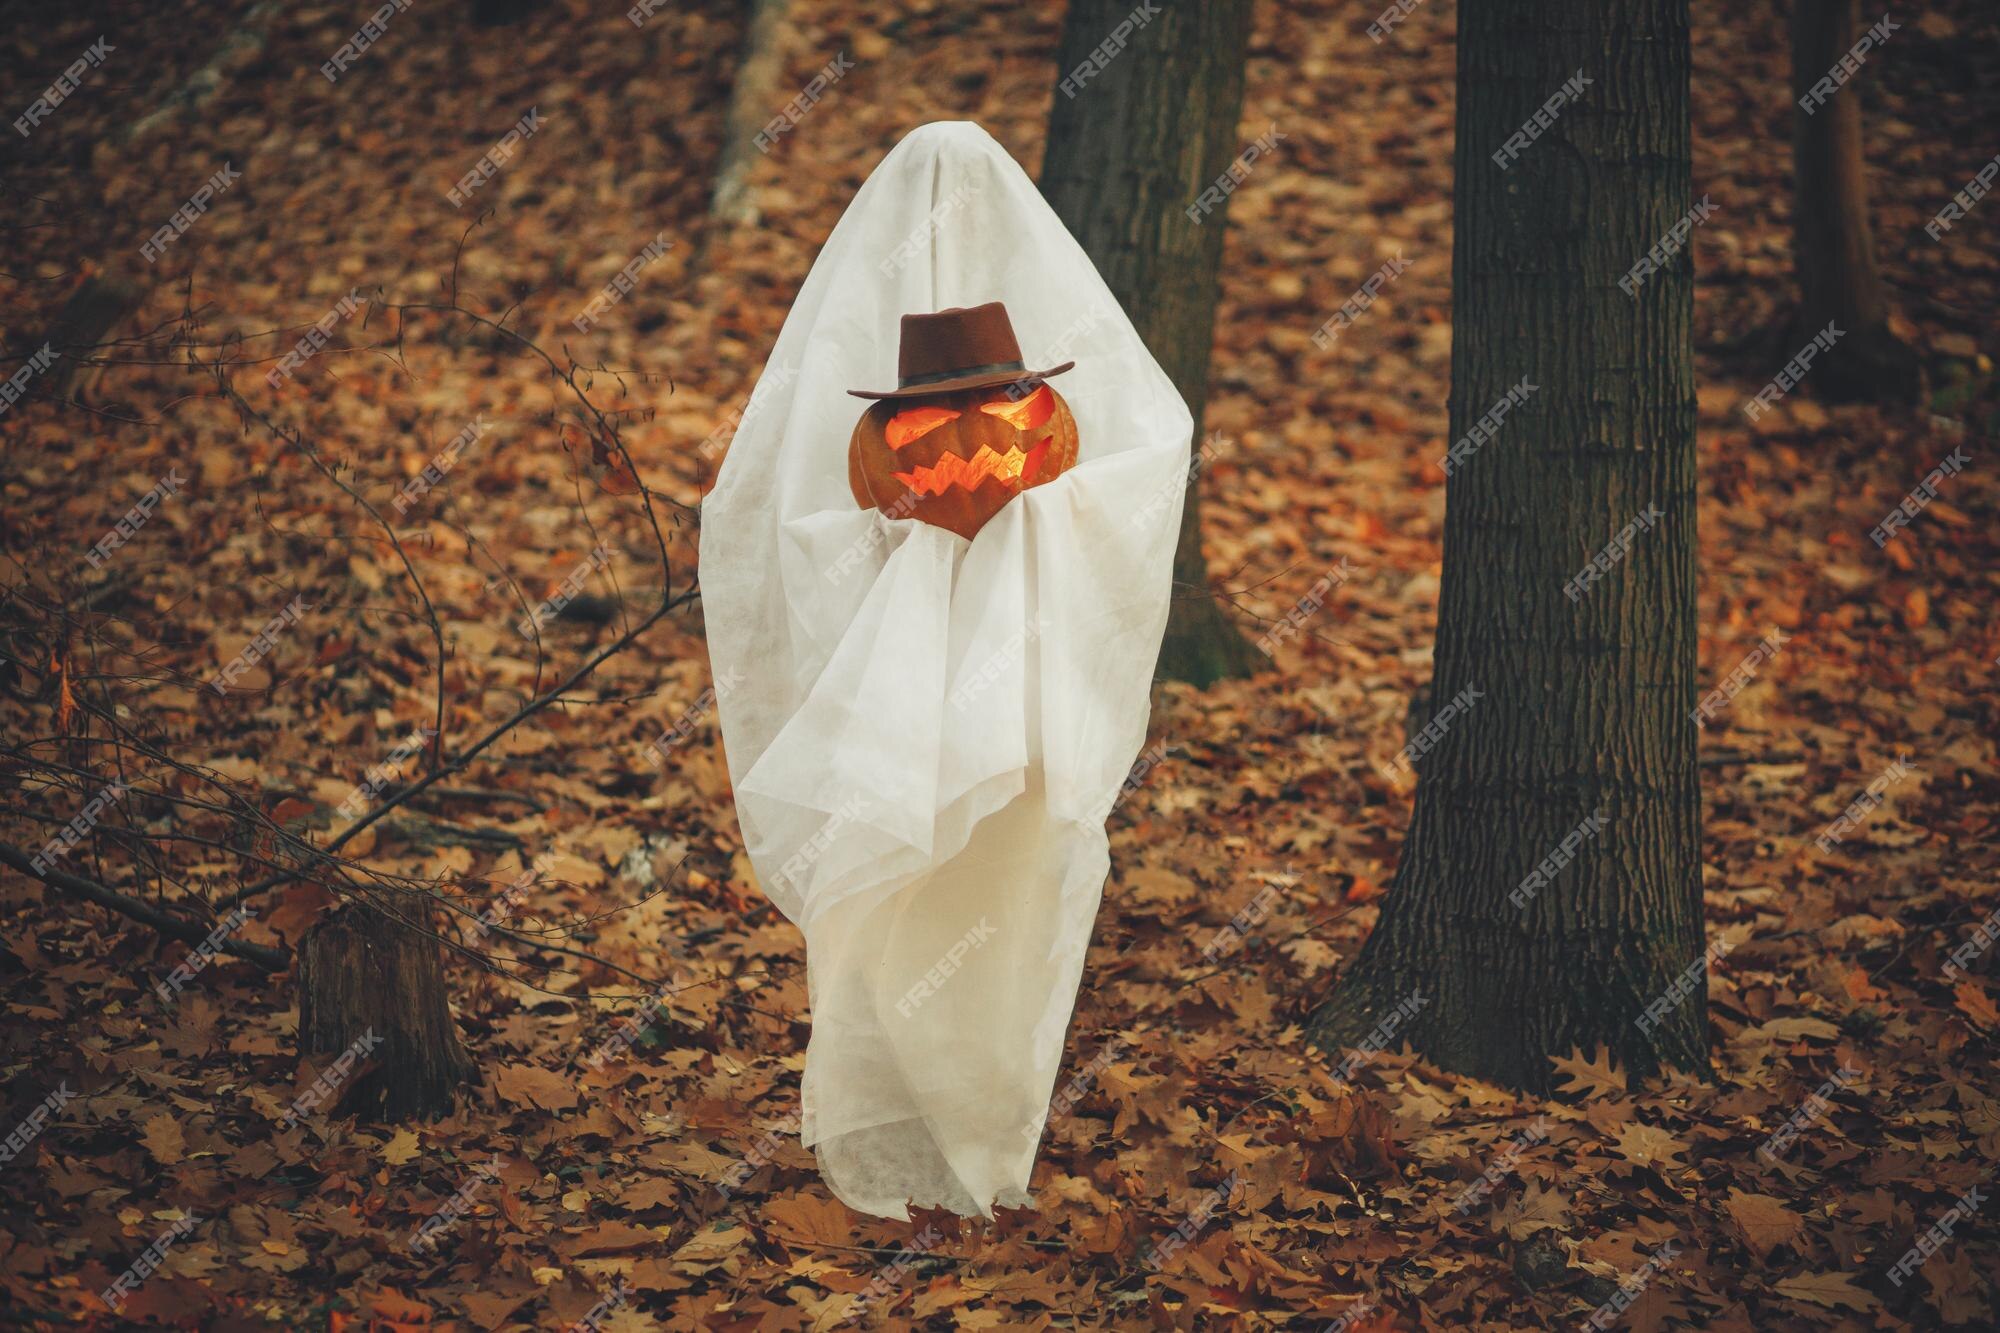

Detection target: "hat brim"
[846, 361, 1076, 400]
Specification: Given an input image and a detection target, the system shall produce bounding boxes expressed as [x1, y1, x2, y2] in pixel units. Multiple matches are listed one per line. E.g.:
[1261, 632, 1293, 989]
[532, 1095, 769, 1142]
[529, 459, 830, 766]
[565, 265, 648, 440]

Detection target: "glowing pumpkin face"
[847, 382, 1080, 540]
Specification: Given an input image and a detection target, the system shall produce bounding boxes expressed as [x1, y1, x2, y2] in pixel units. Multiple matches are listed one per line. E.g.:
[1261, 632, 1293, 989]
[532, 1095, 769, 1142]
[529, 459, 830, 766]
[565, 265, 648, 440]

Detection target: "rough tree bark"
[1040, 0, 1260, 687]
[297, 902, 476, 1121]
[1788, 0, 1919, 400]
[1310, 0, 1708, 1094]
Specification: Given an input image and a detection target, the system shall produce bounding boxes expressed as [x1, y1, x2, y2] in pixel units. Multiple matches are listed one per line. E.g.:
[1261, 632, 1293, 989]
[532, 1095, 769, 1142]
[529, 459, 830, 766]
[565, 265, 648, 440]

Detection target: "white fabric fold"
[699, 121, 1189, 1218]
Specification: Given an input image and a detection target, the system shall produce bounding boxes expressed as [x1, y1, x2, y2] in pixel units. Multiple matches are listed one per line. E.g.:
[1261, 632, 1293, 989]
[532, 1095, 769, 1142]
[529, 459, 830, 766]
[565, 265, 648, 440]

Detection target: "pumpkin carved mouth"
[894, 437, 1052, 496]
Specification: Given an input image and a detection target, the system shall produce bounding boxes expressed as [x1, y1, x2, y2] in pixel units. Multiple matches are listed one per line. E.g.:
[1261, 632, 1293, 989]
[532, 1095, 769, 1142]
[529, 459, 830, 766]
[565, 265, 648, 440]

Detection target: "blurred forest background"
[2, 0, 1997, 1328]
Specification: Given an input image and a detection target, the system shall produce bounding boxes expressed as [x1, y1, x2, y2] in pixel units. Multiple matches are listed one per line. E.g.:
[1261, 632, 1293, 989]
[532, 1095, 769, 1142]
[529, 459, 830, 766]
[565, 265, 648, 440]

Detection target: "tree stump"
[297, 902, 475, 1121]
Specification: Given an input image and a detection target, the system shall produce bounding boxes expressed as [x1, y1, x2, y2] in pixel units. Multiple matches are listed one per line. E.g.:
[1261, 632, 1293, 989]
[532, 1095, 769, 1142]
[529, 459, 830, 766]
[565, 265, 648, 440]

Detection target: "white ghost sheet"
[698, 121, 1190, 1219]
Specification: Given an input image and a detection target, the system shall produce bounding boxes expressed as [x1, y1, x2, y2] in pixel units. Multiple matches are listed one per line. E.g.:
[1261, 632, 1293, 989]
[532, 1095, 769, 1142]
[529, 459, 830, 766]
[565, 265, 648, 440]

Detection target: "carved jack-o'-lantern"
[847, 302, 1079, 541]
[848, 383, 1080, 540]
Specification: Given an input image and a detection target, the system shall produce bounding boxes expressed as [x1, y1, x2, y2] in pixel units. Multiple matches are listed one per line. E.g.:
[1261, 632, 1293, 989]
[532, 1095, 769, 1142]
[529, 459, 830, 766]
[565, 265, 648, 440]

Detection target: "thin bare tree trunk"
[709, 0, 792, 228]
[1788, 0, 1919, 400]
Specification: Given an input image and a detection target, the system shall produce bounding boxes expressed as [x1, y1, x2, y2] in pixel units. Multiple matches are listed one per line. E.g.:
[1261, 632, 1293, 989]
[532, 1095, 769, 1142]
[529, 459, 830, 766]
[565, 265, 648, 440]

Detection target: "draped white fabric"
[698, 121, 1189, 1219]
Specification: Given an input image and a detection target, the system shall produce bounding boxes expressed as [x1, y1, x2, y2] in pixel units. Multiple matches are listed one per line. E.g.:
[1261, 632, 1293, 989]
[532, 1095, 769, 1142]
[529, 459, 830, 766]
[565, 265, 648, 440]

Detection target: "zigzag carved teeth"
[894, 443, 1038, 497]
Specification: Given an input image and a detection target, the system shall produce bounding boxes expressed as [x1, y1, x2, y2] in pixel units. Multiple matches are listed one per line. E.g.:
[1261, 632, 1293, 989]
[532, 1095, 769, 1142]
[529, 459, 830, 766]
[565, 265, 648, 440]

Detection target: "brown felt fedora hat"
[848, 301, 1075, 400]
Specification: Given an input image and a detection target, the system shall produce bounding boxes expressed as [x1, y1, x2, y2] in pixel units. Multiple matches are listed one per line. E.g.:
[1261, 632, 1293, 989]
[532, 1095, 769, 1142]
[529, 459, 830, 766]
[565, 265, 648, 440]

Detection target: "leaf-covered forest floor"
[4, 0, 1998, 1328]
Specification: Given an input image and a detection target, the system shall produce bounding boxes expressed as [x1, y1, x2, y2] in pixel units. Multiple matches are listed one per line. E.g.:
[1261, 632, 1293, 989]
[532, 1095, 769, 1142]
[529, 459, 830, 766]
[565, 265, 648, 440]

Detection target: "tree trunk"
[1788, 0, 1919, 400]
[1040, 0, 1260, 688]
[1310, 0, 1708, 1094]
[297, 901, 475, 1121]
[708, 0, 792, 228]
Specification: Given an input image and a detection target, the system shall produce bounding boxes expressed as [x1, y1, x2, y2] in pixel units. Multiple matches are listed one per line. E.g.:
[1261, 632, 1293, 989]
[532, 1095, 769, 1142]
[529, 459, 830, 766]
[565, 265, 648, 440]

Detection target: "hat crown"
[849, 300, 1073, 399]
[896, 302, 1026, 388]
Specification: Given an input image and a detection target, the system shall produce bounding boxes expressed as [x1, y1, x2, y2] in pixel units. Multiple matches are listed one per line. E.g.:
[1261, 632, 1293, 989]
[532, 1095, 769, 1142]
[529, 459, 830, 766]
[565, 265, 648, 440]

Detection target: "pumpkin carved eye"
[885, 406, 961, 448]
[978, 383, 1055, 431]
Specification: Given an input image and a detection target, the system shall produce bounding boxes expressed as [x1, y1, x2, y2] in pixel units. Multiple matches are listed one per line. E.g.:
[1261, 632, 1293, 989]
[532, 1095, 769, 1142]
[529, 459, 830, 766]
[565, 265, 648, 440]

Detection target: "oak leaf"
[370, 1128, 418, 1165]
[1551, 1047, 1623, 1100]
[139, 1112, 185, 1164]
[1772, 1271, 1881, 1313]
[1492, 1180, 1569, 1240]
[493, 1061, 580, 1112]
[1723, 1188, 1803, 1257]
[1952, 981, 1998, 1030]
[1609, 1121, 1688, 1170]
